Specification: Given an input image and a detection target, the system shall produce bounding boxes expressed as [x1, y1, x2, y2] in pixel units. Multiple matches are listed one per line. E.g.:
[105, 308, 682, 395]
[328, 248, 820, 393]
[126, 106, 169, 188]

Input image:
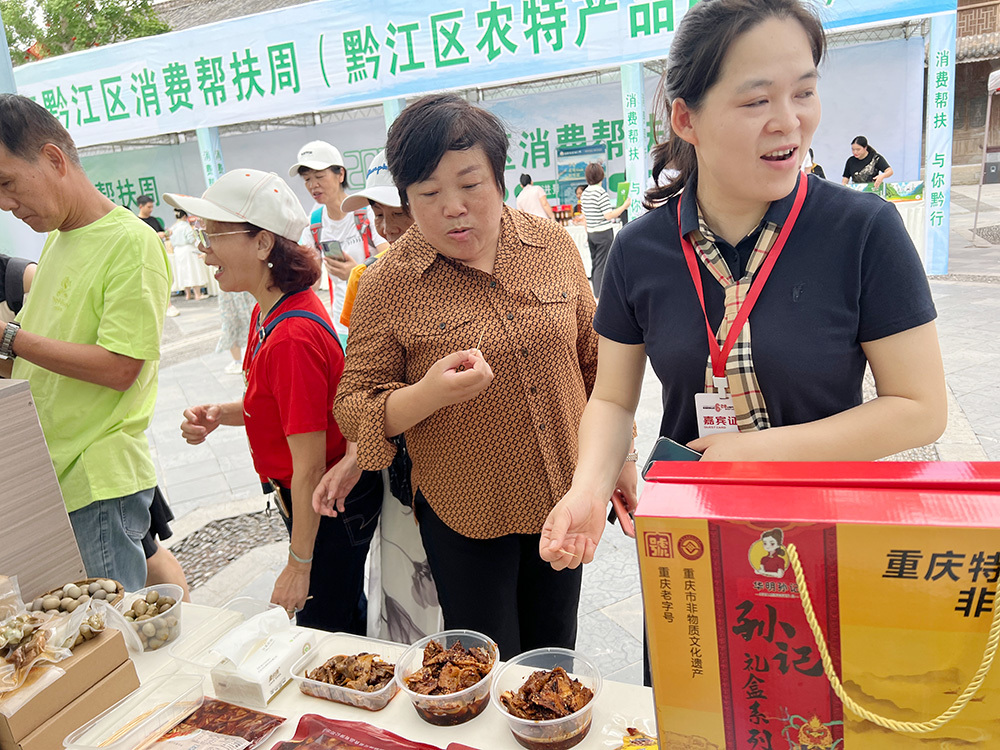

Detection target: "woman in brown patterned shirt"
[331, 94, 636, 657]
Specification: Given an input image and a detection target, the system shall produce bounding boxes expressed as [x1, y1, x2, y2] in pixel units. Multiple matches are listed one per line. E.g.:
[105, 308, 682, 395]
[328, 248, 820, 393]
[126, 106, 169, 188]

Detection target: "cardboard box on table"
[635, 462, 1000, 749]
[0, 380, 85, 600]
[0, 629, 135, 750]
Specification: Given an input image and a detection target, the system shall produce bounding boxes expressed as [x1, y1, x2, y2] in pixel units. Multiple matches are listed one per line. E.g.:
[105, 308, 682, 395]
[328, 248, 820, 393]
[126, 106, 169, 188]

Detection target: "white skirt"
[172, 243, 205, 289]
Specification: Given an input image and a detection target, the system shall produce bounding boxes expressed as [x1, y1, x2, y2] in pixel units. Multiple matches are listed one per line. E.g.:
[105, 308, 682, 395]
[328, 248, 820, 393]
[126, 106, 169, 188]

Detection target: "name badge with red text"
[694, 376, 738, 438]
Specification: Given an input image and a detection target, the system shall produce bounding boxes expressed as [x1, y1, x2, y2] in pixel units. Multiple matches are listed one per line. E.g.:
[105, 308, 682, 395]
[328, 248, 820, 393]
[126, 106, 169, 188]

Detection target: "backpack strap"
[252, 310, 341, 360]
[310, 206, 324, 248]
[353, 209, 374, 259]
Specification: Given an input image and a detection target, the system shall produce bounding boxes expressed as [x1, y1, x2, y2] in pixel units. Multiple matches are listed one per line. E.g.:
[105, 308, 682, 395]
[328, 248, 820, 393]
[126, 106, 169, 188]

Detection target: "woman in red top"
[169, 170, 381, 633]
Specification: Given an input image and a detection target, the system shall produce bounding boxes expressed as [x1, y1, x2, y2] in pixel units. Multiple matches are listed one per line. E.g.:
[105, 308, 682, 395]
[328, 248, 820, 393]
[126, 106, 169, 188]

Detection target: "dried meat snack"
[500, 667, 594, 721]
[403, 639, 494, 696]
[306, 652, 395, 692]
[157, 697, 284, 749]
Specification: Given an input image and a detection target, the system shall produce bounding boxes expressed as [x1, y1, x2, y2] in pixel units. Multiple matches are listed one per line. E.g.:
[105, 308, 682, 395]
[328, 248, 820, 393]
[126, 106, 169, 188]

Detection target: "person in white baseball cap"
[169, 168, 384, 634]
[289, 140, 388, 339]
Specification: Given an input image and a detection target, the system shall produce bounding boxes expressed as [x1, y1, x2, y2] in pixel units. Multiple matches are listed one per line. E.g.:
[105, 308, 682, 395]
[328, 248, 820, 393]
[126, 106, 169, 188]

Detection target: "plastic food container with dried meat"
[291, 632, 407, 711]
[490, 648, 602, 750]
[395, 629, 499, 726]
[63, 674, 204, 750]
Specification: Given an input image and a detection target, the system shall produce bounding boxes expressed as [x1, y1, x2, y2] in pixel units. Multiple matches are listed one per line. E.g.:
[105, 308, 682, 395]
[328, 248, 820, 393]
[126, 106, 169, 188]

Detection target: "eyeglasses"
[192, 227, 253, 248]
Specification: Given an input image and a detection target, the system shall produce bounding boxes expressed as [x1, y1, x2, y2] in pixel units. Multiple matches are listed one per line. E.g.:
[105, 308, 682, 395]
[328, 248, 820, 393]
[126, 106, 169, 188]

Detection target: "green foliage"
[1, 0, 169, 66]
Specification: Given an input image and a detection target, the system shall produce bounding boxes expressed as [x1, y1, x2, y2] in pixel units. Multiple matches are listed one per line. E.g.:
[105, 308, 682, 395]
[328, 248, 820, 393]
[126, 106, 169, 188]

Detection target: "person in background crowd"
[572, 184, 586, 224]
[331, 94, 634, 658]
[174, 169, 382, 633]
[842, 135, 892, 188]
[289, 140, 388, 341]
[337, 151, 413, 330]
[515, 173, 556, 221]
[0, 94, 171, 591]
[803, 147, 825, 179]
[168, 208, 205, 301]
[580, 163, 627, 298]
[315, 150, 443, 643]
[217, 291, 255, 375]
[137, 194, 166, 238]
[138, 193, 180, 317]
[541, 0, 945, 579]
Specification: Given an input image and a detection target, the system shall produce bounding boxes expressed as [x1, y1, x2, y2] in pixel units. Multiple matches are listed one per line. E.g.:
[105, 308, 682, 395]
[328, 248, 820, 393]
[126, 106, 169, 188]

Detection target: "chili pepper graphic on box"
[635, 462, 1000, 749]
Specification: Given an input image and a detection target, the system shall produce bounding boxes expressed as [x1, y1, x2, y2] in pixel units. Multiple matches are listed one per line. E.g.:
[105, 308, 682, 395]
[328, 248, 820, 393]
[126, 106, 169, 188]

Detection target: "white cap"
[288, 140, 344, 177]
[341, 151, 401, 212]
[163, 169, 308, 243]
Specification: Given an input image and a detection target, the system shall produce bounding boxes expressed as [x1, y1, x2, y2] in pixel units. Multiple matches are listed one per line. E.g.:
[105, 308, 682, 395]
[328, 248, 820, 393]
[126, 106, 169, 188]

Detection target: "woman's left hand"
[324, 255, 359, 281]
[687, 430, 782, 461]
[271, 559, 311, 615]
[312, 442, 362, 517]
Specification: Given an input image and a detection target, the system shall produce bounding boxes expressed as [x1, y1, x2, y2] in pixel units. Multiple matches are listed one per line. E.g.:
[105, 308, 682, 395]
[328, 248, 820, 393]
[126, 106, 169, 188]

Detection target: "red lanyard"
[678, 174, 808, 379]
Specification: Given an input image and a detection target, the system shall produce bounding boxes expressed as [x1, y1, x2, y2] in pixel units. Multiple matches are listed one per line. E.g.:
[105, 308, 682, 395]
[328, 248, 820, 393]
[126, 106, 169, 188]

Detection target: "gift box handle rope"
[787, 542, 1000, 734]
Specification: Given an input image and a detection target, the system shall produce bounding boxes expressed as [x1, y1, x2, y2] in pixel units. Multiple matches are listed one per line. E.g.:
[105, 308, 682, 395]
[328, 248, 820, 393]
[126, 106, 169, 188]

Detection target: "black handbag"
[387, 434, 413, 508]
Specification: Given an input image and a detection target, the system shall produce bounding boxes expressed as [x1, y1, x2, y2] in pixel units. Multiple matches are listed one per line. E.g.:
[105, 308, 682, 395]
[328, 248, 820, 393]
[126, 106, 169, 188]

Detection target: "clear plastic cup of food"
[490, 647, 603, 750]
[116, 584, 183, 652]
[394, 629, 499, 726]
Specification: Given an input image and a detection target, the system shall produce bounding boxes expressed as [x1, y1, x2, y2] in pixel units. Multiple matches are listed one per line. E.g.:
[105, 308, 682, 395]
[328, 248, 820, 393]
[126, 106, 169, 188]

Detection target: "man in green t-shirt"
[0, 94, 171, 590]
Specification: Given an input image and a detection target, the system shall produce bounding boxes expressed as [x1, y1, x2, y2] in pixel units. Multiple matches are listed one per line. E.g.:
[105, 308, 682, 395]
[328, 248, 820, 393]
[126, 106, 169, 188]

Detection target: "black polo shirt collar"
[678, 172, 804, 240]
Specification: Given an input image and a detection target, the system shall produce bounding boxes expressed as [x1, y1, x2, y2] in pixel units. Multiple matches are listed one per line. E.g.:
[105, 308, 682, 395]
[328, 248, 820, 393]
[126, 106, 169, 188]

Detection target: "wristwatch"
[0, 322, 19, 360]
[625, 450, 639, 463]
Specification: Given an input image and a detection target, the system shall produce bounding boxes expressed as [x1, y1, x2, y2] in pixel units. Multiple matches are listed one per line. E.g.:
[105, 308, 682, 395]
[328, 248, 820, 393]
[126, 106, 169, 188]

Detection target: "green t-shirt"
[13, 206, 170, 512]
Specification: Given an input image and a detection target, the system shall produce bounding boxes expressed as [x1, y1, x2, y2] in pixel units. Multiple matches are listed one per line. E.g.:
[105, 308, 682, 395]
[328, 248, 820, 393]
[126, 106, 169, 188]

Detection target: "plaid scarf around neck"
[687, 211, 781, 432]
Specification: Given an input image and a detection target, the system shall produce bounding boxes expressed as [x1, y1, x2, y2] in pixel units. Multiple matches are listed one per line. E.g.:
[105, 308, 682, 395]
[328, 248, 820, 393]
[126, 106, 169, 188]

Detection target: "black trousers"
[274, 470, 382, 634]
[414, 490, 582, 659]
[587, 228, 614, 297]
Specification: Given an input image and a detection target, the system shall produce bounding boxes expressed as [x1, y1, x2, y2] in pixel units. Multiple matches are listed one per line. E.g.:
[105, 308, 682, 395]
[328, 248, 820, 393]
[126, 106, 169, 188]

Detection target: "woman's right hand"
[421, 349, 494, 409]
[180, 404, 222, 445]
[539, 487, 606, 570]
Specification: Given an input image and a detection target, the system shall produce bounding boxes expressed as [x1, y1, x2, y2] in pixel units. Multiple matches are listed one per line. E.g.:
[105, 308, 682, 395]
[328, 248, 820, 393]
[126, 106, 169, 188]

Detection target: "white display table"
[134, 603, 654, 749]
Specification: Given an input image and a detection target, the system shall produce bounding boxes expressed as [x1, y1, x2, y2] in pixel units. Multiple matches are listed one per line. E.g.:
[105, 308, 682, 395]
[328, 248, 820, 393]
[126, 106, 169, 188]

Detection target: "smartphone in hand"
[321, 240, 346, 261]
[608, 490, 635, 538]
[641, 436, 702, 478]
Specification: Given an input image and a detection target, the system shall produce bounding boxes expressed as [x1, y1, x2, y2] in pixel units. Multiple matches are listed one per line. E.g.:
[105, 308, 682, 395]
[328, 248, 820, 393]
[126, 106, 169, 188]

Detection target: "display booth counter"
[130, 603, 655, 749]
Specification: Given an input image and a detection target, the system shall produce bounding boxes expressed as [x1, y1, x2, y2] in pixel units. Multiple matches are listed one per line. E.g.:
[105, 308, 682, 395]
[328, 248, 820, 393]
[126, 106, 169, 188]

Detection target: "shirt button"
[561, 292, 567, 298]
[439, 323, 446, 330]
[521, 348, 529, 357]
[489, 280, 497, 289]
[539, 423, 546, 431]
[530, 386, 537, 394]
[507, 313, 514, 320]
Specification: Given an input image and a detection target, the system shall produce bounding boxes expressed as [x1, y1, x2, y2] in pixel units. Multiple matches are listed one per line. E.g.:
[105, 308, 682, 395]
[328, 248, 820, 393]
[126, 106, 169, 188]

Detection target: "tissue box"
[211, 628, 315, 709]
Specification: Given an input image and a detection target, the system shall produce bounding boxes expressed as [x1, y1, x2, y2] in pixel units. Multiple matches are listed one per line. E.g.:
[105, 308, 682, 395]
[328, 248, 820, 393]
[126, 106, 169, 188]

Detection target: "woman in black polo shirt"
[841, 135, 893, 189]
[540, 0, 946, 568]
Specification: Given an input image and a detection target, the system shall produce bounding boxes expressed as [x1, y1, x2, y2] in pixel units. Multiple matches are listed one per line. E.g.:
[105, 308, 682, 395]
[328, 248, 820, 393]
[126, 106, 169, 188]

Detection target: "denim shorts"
[68, 488, 153, 591]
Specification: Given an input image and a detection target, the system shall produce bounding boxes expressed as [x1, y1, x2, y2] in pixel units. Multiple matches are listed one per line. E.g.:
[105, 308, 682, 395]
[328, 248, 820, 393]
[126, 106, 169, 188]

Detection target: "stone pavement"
[150, 189, 1000, 687]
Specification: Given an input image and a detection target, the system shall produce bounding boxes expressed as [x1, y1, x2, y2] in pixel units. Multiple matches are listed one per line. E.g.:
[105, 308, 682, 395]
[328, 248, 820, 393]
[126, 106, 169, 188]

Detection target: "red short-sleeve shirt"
[242, 290, 346, 486]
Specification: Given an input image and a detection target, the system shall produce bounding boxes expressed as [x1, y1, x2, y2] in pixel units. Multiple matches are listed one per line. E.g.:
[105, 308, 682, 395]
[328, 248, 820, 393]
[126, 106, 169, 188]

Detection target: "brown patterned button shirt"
[334, 206, 598, 539]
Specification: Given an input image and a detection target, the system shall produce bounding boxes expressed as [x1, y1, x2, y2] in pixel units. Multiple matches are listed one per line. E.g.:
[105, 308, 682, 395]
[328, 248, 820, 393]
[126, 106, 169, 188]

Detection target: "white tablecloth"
[134, 603, 655, 749]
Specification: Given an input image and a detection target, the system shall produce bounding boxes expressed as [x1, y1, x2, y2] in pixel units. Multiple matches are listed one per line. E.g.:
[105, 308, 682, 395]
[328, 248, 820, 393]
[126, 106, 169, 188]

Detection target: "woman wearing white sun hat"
[289, 141, 388, 341]
[171, 169, 382, 634]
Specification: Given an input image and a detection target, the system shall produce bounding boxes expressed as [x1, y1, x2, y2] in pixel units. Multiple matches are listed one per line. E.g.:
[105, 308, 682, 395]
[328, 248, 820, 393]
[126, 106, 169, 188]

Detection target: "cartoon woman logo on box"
[749, 528, 787, 578]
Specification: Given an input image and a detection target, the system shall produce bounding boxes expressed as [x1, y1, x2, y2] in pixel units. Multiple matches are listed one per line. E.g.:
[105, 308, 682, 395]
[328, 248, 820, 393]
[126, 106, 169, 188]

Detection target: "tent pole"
[971, 91, 994, 246]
